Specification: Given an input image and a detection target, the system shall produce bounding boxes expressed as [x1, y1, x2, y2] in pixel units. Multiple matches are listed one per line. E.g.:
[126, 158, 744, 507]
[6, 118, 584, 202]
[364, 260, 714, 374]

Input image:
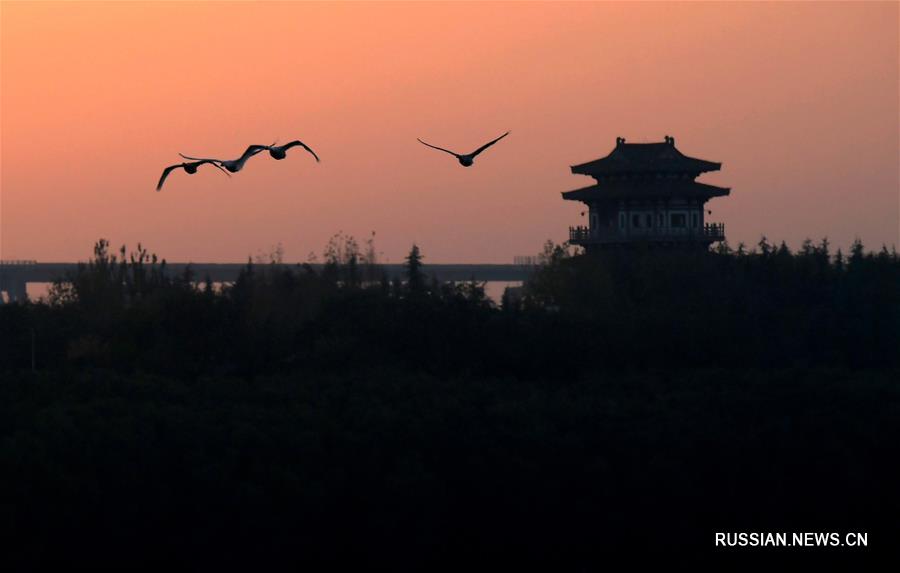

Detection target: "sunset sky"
[2, 1, 897, 263]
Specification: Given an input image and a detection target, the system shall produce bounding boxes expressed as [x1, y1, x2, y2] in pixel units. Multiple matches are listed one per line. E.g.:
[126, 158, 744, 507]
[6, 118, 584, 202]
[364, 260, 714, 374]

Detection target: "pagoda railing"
[569, 223, 725, 243]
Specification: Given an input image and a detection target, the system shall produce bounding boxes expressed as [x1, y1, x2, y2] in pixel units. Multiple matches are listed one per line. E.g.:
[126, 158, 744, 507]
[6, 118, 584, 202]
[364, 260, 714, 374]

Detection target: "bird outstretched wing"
[417, 138, 460, 158]
[238, 145, 269, 162]
[283, 140, 320, 162]
[470, 131, 510, 157]
[179, 153, 220, 163]
[156, 164, 181, 191]
[198, 159, 232, 177]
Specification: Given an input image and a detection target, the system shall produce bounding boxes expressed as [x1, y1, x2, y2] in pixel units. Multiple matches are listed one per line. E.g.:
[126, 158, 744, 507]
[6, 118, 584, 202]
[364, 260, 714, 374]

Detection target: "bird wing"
[179, 153, 221, 163]
[469, 131, 510, 157]
[156, 164, 181, 191]
[283, 140, 320, 162]
[238, 145, 269, 162]
[417, 138, 460, 158]
[198, 160, 232, 177]
[226, 145, 267, 169]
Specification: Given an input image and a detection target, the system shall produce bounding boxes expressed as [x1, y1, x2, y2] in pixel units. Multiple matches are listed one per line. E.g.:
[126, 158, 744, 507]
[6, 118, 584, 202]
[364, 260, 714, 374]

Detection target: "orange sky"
[2, 1, 897, 263]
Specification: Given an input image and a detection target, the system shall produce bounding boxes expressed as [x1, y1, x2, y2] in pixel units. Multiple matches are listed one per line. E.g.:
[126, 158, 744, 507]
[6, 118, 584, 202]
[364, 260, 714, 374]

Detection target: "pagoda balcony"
[569, 223, 725, 245]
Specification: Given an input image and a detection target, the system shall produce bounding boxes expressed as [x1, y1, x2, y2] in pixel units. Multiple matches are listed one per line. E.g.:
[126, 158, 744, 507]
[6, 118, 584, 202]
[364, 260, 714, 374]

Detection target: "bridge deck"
[2, 262, 535, 289]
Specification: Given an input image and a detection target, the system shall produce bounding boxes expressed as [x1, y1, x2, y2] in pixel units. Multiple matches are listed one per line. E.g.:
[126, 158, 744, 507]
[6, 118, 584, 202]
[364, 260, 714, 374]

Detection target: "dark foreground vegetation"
[1, 237, 898, 567]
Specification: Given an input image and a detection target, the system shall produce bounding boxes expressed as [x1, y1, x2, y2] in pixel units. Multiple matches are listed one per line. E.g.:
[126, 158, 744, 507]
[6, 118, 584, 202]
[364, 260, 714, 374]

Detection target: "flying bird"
[417, 131, 510, 167]
[156, 160, 229, 191]
[264, 140, 320, 162]
[179, 145, 268, 173]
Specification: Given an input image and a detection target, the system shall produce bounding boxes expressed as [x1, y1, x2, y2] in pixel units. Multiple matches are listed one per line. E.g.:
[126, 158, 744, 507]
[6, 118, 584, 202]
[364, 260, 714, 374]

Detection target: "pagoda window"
[658, 213, 664, 227]
[632, 214, 641, 228]
[670, 213, 687, 228]
[645, 214, 653, 228]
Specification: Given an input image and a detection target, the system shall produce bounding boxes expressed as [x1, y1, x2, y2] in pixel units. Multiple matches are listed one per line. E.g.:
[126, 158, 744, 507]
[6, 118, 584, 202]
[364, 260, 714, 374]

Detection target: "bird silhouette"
[264, 140, 320, 162]
[179, 145, 268, 173]
[156, 160, 230, 191]
[417, 131, 510, 167]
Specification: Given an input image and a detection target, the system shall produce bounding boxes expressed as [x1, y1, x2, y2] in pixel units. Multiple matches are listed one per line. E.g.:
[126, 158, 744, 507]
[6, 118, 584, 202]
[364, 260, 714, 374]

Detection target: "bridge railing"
[0, 260, 38, 266]
[513, 256, 541, 266]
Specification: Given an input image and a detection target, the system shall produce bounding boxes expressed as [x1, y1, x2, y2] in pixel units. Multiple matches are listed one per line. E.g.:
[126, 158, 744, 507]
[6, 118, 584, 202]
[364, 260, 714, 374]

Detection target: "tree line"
[2, 235, 898, 376]
[1, 235, 898, 567]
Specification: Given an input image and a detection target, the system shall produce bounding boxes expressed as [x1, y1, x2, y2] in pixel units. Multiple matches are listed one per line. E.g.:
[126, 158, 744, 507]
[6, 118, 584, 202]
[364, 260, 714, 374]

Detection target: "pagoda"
[563, 136, 729, 252]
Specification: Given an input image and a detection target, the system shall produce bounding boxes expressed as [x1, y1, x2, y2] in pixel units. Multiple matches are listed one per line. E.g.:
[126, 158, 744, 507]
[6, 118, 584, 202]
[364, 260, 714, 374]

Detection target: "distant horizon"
[4, 233, 896, 267]
[2, 1, 897, 263]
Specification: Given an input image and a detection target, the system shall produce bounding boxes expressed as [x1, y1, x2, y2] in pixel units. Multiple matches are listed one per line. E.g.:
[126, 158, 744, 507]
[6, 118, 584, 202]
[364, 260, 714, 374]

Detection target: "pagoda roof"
[561, 179, 731, 202]
[571, 137, 721, 177]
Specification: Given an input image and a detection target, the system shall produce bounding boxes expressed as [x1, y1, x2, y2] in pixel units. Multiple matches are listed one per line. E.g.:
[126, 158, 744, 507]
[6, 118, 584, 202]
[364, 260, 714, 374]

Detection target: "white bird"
[417, 131, 510, 167]
[264, 140, 320, 162]
[156, 160, 229, 191]
[179, 145, 268, 173]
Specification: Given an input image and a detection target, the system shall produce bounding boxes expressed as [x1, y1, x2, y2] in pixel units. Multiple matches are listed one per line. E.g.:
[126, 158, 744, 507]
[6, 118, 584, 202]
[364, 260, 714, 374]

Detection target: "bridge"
[0, 262, 536, 303]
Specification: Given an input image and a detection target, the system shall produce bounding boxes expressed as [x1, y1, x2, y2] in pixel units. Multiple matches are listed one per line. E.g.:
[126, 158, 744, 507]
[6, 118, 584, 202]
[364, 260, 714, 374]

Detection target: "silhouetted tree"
[405, 243, 425, 296]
